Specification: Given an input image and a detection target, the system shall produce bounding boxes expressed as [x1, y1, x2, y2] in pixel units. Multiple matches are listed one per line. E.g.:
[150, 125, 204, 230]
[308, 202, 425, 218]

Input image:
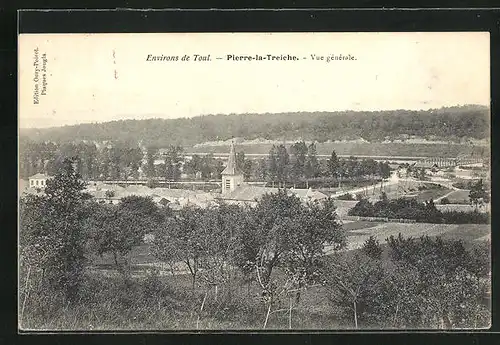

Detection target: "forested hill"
[20, 105, 489, 147]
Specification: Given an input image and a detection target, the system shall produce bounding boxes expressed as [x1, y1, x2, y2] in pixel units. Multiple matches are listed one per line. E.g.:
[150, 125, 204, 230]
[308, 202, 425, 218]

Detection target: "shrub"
[362, 236, 383, 260]
[337, 193, 355, 201]
[440, 197, 450, 205]
[105, 190, 115, 198]
[349, 197, 489, 224]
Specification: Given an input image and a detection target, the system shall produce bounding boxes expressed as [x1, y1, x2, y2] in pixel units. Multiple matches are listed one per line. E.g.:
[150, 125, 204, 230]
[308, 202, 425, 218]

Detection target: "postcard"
[18, 32, 491, 331]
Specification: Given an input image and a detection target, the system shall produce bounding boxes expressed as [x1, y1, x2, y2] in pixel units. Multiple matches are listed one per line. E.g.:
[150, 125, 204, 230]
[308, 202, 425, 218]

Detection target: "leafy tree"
[157, 206, 206, 289]
[290, 141, 308, 180]
[348, 198, 374, 217]
[19, 158, 91, 303]
[385, 234, 490, 328]
[238, 190, 345, 328]
[267, 146, 278, 184]
[88, 195, 162, 276]
[469, 179, 489, 209]
[276, 144, 290, 184]
[146, 146, 158, 179]
[327, 150, 340, 179]
[163, 145, 183, 181]
[236, 151, 253, 180]
[100, 146, 111, 180]
[255, 158, 268, 181]
[369, 261, 422, 328]
[236, 151, 246, 173]
[305, 142, 320, 178]
[362, 236, 383, 260]
[195, 203, 244, 311]
[379, 162, 391, 179]
[321, 252, 384, 329]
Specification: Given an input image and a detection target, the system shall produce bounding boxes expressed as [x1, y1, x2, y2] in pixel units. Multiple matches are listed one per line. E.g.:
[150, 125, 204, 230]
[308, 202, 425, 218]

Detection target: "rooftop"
[29, 173, 51, 179]
[220, 186, 282, 202]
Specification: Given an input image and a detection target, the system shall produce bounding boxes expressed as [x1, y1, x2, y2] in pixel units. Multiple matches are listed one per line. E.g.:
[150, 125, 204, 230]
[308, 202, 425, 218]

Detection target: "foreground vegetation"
[19, 159, 491, 330]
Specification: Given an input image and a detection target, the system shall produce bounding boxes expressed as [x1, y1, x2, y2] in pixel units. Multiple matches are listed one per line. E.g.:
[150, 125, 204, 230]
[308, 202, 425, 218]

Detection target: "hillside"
[20, 105, 489, 147]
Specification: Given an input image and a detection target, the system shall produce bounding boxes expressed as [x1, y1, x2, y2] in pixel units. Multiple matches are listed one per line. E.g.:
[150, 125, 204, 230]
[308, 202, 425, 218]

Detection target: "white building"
[28, 173, 51, 189]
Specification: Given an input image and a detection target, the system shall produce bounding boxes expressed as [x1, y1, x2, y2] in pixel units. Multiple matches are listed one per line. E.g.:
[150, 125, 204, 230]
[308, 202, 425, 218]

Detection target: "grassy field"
[342, 221, 490, 251]
[189, 142, 486, 159]
[444, 190, 471, 204]
[412, 188, 452, 202]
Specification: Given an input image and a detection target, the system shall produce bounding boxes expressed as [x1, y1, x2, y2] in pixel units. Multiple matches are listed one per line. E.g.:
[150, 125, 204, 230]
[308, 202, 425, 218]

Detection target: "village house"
[28, 173, 51, 189]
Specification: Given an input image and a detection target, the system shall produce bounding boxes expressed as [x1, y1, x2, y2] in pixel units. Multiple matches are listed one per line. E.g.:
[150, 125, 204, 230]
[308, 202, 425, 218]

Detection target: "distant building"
[218, 142, 328, 206]
[221, 141, 244, 194]
[28, 173, 51, 189]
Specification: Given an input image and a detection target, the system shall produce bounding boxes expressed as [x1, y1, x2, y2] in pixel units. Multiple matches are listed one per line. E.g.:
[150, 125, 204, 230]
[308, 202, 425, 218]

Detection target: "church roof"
[289, 188, 328, 200]
[220, 186, 282, 202]
[29, 173, 51, 179]
[220, 186, 329, 203]
[221, 141, 243, 176]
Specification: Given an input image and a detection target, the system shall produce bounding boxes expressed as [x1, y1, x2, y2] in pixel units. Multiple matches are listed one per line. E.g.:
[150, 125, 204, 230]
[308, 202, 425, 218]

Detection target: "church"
[217, 141, 328, 206]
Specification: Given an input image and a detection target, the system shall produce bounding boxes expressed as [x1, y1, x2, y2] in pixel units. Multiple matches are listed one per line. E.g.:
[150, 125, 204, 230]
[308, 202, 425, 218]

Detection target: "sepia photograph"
[18, 32, 491, 331]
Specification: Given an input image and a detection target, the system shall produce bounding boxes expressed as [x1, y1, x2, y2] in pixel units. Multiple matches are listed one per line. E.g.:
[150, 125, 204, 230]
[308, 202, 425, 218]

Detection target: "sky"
[18, 32, 490, 128]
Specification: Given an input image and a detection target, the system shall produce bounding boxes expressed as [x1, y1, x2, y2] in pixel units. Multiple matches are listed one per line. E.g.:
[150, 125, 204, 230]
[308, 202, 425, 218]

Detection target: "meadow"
[189, 142, 486, 159]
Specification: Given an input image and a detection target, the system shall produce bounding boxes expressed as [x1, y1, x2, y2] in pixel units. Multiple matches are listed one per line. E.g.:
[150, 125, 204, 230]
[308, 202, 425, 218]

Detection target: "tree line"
[21, 105, 489, 147]
[241, 142, 391, 188]
[348, 193, 490, 224]
[19, 138, 391, 188]
[19, 159, 490, 329]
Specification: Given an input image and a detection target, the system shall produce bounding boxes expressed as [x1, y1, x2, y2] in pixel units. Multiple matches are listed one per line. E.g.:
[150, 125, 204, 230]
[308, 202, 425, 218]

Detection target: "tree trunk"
[353, 301, 358, 329]
[263, 302, 272, 329]
[39, 268, 45, 289]
[192, 274, 197, 290]
[186, 259, 197, 290]
[20, 265, 31, 325]
[442, 312, 452, 329]
[196, 290, 209, 330]
[113, 252, 119, 268]
[393, 301, 399, 328]
[288, 296, 293, 329]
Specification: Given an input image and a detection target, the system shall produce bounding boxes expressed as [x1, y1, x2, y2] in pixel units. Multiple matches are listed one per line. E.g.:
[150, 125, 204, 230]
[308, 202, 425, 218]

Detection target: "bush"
[105, 190, 115, 198]
[440, 197, 450, 205]
[441, 210, 490, 224]
[348, 197, 489, 224]
[362, 236, 383, 260]
[337, 193, 355, 201]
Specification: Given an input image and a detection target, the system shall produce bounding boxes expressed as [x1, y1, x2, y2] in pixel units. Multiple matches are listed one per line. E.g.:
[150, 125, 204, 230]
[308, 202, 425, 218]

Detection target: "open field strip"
[328, 222, 490, 253]
[90, 220, 489, 279]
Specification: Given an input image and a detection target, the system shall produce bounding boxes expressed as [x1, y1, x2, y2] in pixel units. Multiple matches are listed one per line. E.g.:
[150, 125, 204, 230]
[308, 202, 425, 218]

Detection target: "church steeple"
[221, 139, 244, 194]
[221, 140, 242, 176]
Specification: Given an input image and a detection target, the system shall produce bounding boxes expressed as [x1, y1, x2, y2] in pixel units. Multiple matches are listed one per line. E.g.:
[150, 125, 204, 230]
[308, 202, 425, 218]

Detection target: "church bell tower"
[221, 140, 244, 194]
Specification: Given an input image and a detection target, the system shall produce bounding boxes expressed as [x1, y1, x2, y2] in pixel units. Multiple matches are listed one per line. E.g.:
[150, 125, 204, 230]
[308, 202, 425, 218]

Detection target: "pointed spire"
[221, 138, 243, 175]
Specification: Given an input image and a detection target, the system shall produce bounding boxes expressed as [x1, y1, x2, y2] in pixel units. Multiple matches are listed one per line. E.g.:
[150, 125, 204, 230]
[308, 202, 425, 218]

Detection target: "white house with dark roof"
[28, 173, 51, 189]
